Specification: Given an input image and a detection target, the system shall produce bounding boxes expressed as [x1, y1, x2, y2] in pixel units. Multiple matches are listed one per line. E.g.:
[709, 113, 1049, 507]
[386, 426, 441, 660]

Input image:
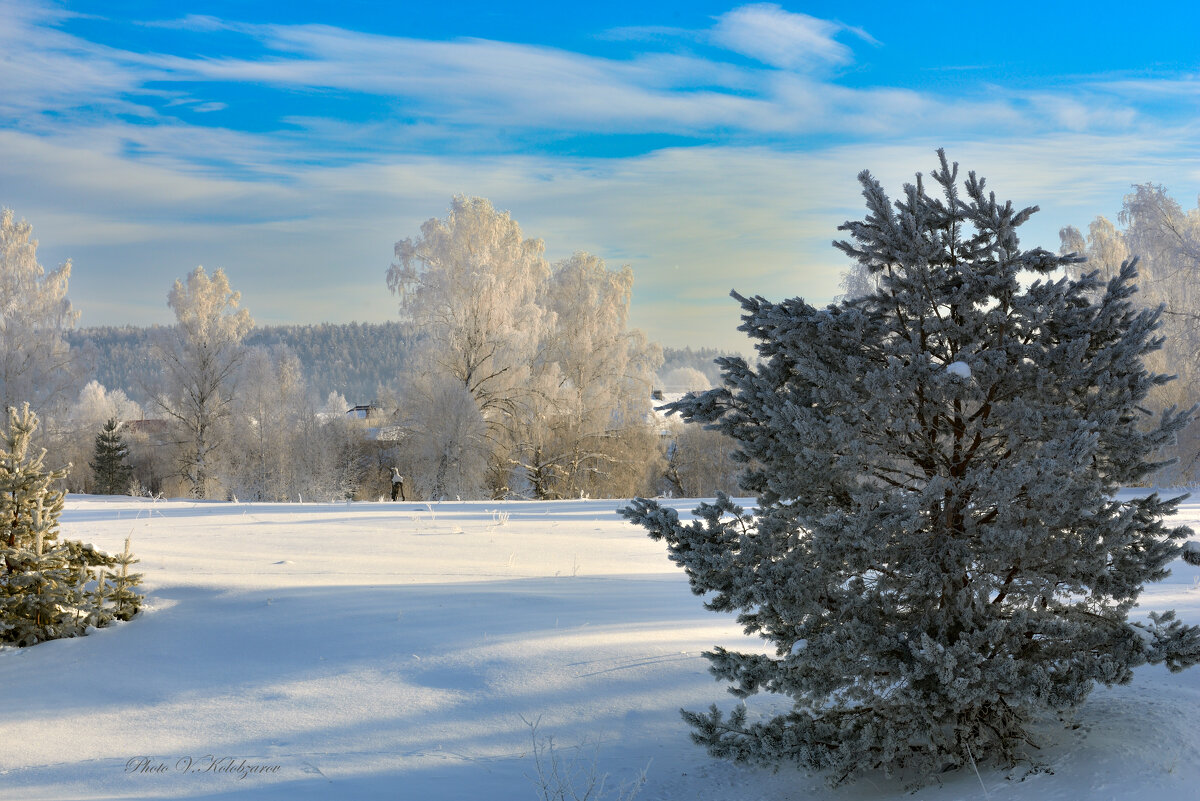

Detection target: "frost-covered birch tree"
[388, 196, 550, 496]
[623, 151, 1200, 785]
[392, 374, 489, 500]
[0, 209, 79, 415]
[1060, 185, 1200, 479]
[224, 345, 359, 502]
[389, 198, 665, 499]
[152, 266, 253, 499]
[227, 345, 307, 501]
[519, 252, 661, 499]
[660, 422, 741, 498]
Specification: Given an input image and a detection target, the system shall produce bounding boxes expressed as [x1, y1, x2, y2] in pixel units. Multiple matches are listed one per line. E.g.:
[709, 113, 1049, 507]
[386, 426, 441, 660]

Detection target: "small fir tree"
[1, 539, 87, 646]
[109, 536, 143, 622]
[0, 404, 142, 645]
[0, 405, 66, 555]
[622, 151, 1200, 785]
[89, 418, 133, 495]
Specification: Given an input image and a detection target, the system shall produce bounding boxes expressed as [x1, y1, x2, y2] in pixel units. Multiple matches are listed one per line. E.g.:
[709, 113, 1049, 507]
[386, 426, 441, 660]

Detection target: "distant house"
[344, 404, 406, 442]
[346, 404, 382, 420]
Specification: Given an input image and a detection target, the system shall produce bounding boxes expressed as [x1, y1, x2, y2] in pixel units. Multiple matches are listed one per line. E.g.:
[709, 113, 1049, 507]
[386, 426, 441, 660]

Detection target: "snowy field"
[2, 493, 1199, 801]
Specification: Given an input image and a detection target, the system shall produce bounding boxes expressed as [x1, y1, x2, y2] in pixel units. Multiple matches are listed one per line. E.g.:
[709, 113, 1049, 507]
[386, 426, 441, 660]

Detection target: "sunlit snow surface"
[0, 492, 1198, 800]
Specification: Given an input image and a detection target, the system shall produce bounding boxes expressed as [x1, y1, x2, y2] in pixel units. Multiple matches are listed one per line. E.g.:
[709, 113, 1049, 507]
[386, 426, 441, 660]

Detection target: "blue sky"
[5, 0, 1200, 352]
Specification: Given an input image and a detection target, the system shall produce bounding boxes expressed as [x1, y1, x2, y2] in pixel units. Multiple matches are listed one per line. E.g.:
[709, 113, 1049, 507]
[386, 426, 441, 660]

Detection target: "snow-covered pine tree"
[0, 405, 69, 557]
[109, 536, 143, 621]
[622, 151, 1200, 785]
[1, 535, 88, 646]
[89, 418, 133, 496]
[0, 403, 84, 644]
[0, 404, 142, 645]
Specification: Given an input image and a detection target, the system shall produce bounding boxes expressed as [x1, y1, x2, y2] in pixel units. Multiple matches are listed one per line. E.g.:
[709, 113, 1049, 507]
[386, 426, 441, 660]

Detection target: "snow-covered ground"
[2, 493, 1199, 801]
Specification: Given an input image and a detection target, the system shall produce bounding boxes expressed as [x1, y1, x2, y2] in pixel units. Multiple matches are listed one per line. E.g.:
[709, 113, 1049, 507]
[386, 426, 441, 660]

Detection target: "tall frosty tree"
[623, 151, 1200, 784]
[388, 198, 662, 498]
[388, 196, 550, 496]
[0, 209, 78, 414]
[521, 252, 661, 499]
[1060, 186, 1200, 480]
[152, 266, 253, 499]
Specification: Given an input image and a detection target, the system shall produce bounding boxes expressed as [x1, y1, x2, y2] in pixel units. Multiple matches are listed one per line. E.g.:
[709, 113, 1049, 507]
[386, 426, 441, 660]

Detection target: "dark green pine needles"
[90, 417, 134, 496]
[622, 150, 1200, 786]
[0, 405, 143, 645]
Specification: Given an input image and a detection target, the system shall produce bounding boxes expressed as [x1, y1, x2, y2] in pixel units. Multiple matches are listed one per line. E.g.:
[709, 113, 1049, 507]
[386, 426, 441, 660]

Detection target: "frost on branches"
[153, 266, 254, 500]
[0, 405, 142, 646]
[0, 208, 78, 414]
[621, 151, 1200, 785]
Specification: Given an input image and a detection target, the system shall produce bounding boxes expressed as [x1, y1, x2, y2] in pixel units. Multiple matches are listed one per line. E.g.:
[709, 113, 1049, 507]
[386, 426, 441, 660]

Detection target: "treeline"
[68, 323, 721, 409]
[68, 321, 421, 406]
[5, 198, 745, 503]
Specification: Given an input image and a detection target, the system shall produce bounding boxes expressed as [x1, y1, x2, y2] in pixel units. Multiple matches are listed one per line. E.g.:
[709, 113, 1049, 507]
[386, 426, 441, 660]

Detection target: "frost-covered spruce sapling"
[622, 151, 1200, 785]
[109, 536, 143, 621]
[0, 404, 83, 644]
[0, 404, 142, 645]
[89, 417, 133, 496]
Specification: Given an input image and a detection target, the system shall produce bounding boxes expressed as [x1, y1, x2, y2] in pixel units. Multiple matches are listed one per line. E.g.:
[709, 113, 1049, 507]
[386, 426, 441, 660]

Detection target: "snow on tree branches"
[0, 209, 79, 414]
[152, 266, 254, 500]
[387, 196, 660, 499]
[0, 405, 142, 645]
[621, 150, 1200, 786]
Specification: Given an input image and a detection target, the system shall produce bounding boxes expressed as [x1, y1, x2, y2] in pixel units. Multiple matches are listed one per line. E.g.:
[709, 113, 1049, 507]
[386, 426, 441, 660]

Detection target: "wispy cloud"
[1, 2, 1169, 162]
[1091, 74, 1200, 98]
[0, 4, 154, 120]
[2, 2, 1199, 350]
[135, 13, 246, 33]
[709, 3, 873, 71]
[11, 119, 1199, 346]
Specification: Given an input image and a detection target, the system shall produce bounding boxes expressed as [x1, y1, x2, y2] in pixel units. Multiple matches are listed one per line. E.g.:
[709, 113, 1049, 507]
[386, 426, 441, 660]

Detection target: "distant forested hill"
[66, 325, 163, 405]
[68, 322, 726, 408]
[247, 322, 419, 402]
[67, 321, 419, 405]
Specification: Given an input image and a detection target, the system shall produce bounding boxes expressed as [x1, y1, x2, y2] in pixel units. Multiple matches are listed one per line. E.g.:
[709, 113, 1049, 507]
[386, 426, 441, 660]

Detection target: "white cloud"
[136, 14, 242, 33]
[4, 4, 1200, 352]
[0, 5, 153, 119]
[7, 117, 1199, 352]
[1091, 75, 1200, 99]
[709, 3, 864, 71]
[0, 4, 1176, 157]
